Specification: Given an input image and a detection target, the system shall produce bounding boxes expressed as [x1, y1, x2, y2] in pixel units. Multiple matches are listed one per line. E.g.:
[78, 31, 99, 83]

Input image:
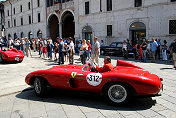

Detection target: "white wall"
[3, 0, 47, 39]
[76, 0, 176, 45]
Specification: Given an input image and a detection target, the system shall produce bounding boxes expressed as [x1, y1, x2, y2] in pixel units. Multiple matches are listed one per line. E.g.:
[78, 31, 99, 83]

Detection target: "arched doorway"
[61, 11, 75, 40]
[8, 34, 11, 39]
[129, 22, 146, 46]
[48, 14, 59, 41]
[28, 32, 33, 40]
[37, 30, 42, 38]
[82, 26, 93, 45]
[14, 33, 17, 39]
[20, 32, 24, 38]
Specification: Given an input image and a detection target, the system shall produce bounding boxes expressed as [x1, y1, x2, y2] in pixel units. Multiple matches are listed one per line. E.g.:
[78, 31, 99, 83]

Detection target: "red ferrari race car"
[0, 48, 24, 63]
[25, 60, 163, 105]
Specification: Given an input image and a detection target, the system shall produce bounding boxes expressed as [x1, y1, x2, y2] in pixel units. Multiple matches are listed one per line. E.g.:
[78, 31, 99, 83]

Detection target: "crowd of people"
[0, 36, 176, 69]
[122, 38, 176, 69]
[0, 36, 75, 65]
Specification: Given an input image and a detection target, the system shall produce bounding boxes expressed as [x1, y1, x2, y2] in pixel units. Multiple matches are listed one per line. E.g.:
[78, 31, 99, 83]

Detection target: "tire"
[100, 50, 105, 55]
[0, 53, 3, 63]
[104, 83, 132, 105]
[34, 78, 47, 97]
[18, 59, 23, 63]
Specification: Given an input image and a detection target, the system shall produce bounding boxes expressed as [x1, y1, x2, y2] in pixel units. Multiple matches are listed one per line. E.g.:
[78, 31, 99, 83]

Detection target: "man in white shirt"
[7, 37, 13, 49]
[91, 36, 100, 66]
[69, 37, 75, 64]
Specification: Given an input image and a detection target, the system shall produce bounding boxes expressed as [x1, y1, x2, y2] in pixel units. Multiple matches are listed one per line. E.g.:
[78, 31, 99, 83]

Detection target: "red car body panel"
[0, 48, 24, 62]
[25, 60, 162, 96]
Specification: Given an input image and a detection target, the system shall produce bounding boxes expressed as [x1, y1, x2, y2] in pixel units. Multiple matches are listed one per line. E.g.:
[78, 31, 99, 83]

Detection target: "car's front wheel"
[0, 54, 3, 63]
[104, 83, 131, 105]
[34, 78, 47, 97]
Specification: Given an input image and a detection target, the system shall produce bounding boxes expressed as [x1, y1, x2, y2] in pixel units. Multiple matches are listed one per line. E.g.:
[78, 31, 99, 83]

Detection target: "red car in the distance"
[25, 60, 163, 105]
[0, 48, 24, 63]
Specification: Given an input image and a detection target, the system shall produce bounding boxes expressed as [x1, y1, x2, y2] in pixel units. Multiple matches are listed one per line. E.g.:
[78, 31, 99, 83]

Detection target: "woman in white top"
[80, 39, 88, 64]
[122, 40, 128, 59]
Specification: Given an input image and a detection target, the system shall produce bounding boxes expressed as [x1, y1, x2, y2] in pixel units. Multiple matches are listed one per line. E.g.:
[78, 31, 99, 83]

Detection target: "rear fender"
[116, 59, 143, 69]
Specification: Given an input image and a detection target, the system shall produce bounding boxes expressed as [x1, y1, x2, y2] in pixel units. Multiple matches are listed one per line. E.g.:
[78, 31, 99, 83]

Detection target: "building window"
[21, 17, 23, 25]
[169, 20, 176, 34]
[107, 25, 112, 36]
[13, 8, 15, 14]
[135, 0, 142, 7]
[38, 13, 40, 22]
[107, 0, 112, 11]
[7, 10, 9, 16]
[171, 0, 176, 2]
[85, 1, 89, 15]
[28, 2, 31, 10]
[29, 15, 31, 24]
[8, 21, 10, 28]
[37, 0, 40, 7]
[14, 19, 16, 27]
[20, 5, 22, 12]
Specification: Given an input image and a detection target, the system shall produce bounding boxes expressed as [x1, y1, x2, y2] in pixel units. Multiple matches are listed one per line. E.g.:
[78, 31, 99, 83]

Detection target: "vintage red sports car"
[25, 60, 163, 105]
[0, 48, 24, 63]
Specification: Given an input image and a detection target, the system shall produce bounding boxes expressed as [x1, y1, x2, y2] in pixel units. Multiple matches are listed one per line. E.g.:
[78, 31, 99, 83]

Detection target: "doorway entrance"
[61, 11, 75, 40]
[130, 22, 146, 46]
[48, 14, 59, 41]
[82, 26, 93, 45]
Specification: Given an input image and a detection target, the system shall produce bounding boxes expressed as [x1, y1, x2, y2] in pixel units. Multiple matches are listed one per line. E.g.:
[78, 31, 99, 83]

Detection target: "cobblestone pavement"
[0, 51, 176, 118]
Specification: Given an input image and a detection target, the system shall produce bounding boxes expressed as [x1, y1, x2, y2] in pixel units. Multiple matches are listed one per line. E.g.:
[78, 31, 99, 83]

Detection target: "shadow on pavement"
[160, 68, 174, 70]
[0, 61, 21, 64]
[16, 87, 156, 111]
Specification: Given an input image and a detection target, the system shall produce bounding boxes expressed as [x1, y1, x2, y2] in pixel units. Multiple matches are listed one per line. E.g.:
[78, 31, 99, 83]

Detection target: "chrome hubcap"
[34, 78, 41, 94]
[108, 85, 127, 103]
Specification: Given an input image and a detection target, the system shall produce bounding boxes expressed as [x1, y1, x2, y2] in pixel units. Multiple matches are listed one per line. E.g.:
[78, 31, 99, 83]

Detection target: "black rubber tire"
[104, 83, 132, 105]
[18, 59, 23, 63]
[0, 53, 3, 63]
[34, 78, 47, 97]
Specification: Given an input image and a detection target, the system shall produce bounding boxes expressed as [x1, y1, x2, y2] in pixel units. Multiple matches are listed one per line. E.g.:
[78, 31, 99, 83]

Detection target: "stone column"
[59, 21, 62, 38]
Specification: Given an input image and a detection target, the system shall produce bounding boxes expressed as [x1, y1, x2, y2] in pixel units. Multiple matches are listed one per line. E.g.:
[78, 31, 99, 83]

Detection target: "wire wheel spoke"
[108, 85, 127, 103]
[34, 79, 41, 94]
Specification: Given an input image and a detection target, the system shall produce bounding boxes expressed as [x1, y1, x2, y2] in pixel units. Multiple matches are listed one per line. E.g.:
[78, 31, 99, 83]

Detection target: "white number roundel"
[86, 73, 102, 86]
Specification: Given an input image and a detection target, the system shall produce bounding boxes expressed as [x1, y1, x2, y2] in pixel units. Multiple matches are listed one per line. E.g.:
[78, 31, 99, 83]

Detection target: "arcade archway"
[48, 14, 59, 41]
[61, 11, 75, 40]
[129, 22, 146, 46]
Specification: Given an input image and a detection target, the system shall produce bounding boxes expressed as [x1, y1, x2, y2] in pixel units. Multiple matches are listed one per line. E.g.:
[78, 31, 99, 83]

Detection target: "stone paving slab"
[0, 51, 176, 118]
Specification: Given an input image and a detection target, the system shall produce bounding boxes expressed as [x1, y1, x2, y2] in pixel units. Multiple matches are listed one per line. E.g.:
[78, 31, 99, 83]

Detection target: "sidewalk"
[0, 52, 176, 118]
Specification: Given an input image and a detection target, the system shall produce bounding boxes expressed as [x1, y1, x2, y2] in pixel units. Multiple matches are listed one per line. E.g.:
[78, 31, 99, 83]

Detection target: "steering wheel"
[90, 66, 98, 73]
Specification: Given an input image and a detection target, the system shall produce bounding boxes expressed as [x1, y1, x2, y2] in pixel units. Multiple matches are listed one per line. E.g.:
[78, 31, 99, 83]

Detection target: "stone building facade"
[76, 0, 176, 45]
[2, 0, 176, 45]
[3, 0, 47, 39]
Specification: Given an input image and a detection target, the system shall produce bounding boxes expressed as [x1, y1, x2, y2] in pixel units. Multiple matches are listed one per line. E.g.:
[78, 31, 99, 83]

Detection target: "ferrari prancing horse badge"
[71, 72, 77, 78]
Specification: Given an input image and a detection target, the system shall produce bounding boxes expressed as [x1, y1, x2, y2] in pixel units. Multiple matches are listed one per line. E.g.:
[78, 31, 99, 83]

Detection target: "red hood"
[1, 49, 24, 57]
[48, 65, 84, 71]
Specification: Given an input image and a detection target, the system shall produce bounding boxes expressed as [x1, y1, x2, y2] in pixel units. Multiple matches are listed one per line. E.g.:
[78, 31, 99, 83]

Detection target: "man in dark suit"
[58, 38, 65, 65]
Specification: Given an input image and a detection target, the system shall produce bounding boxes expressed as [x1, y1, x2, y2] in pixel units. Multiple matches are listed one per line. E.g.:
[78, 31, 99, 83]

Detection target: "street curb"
[0, 84, 30, 97]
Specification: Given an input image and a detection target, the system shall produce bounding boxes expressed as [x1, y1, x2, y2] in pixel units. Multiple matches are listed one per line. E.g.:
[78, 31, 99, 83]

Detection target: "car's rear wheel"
[34, 78, 47, 97]
[104, 83, 132, 105]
